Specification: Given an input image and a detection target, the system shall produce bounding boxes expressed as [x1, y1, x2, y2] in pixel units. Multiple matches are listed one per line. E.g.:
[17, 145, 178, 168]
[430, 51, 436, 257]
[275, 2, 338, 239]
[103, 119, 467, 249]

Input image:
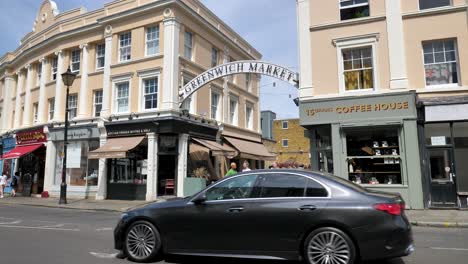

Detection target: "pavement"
[1, 196, 468, 228]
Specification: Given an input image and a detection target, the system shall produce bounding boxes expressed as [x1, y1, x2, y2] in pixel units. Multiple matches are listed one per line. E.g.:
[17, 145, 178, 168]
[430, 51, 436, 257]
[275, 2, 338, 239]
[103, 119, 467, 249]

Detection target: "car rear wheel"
[304, 227, 356, 264]
[124, 220, 161, 263]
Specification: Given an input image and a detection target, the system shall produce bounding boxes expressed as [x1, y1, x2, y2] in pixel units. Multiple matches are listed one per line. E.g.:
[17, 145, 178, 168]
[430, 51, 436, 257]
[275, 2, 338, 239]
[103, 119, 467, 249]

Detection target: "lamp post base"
[59, 183, 67, 204]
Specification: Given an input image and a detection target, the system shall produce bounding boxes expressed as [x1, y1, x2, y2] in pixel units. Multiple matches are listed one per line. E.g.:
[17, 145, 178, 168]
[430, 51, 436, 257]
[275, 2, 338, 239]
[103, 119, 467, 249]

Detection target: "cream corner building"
[297, 0, 468, 209]
[0, 0, 273, 200]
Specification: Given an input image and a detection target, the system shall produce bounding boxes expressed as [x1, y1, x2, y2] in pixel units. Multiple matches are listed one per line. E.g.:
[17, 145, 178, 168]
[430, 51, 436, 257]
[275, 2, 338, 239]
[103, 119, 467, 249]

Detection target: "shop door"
[157, 155, 177, 196]
[429, 148, 457, 207]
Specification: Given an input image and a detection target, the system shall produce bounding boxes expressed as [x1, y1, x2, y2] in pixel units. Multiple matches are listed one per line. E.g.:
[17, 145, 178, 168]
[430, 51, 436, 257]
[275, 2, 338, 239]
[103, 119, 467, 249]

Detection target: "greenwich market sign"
[179, 61, 299, 104]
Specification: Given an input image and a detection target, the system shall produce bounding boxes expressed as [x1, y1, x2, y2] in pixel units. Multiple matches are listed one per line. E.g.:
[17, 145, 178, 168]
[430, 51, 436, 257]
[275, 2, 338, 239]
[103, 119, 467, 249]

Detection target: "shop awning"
[192, 138, 238, 159]
[224, 137, 276, 161]
[88, 136, 145, 159]
[1, 144, 43, 160]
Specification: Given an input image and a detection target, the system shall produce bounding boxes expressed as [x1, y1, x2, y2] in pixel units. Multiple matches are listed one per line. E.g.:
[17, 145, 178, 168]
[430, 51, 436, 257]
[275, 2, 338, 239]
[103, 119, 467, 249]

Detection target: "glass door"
[428, 148, 457, 207]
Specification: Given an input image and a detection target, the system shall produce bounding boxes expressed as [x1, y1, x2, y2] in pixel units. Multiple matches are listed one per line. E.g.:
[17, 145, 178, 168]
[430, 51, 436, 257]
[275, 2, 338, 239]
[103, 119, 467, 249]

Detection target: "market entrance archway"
[179, 60, 299, 105]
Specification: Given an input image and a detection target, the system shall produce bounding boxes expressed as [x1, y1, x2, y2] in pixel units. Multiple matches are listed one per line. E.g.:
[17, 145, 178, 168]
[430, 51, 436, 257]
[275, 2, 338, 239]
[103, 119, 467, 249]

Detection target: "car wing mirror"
[192, 193, 207, 205]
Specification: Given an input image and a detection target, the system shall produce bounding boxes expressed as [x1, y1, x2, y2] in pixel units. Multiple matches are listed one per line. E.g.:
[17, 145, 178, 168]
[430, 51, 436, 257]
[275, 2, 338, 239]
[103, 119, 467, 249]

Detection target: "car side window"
[257, 174, 307, 198]
[205, 174, 258, 201]
[305, 178, 328, 197]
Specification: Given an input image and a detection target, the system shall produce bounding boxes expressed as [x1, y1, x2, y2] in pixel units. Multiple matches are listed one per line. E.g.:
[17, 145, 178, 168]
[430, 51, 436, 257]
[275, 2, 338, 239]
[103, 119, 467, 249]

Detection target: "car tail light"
[374, 203, 403, 216]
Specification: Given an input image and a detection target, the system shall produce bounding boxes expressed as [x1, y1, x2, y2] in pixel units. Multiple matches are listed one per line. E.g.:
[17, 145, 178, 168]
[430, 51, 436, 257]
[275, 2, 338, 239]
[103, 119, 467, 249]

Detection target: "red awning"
[1, 144, 43, 160]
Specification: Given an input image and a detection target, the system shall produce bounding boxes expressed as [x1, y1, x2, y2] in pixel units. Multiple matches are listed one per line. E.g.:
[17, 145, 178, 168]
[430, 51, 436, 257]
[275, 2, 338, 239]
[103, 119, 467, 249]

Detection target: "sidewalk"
[1, 196, 468, 228]
[0, 196, 165, 212]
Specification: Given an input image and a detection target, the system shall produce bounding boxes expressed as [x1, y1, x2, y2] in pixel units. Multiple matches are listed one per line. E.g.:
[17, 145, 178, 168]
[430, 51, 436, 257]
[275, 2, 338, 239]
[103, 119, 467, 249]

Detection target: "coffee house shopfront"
[300, 92, 424, 209]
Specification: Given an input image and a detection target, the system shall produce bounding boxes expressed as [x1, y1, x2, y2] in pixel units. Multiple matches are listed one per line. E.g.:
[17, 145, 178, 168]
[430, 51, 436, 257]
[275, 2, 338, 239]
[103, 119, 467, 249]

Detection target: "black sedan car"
[114, 170, 414, 264]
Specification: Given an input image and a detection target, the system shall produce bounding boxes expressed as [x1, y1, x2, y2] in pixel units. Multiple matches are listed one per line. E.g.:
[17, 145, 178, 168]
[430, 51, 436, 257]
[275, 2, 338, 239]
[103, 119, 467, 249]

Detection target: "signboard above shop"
[16, 129, 47, 145]
[300, 92, 417, 126]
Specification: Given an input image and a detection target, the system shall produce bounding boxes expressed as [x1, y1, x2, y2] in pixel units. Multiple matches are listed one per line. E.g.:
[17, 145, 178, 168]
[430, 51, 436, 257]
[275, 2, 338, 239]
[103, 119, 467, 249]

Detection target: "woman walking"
[0, 173, 7, 198]
[10, 172, 20, 197]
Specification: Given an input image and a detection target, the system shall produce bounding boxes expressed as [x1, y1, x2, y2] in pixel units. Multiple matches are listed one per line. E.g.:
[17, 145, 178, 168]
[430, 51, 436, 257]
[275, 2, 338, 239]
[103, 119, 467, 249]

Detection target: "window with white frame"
[282, 139, 289, 147]
[119, 32, 132, 62]
[246, 73, 251, 92]
[339, 0, 369, 21]
[68, 94, 78, 119]
[143, 77, 158, 110]
[419, 0, 451, 10]
[146, 26, 160, 56]
[37, 63, 42, 85]
[423, 39, 459, 87]
[211, 47, 219, 67]
[181, 77, 195, 114]
[184, 31, 193, 60]
[51, 57, 58, 80]
[33, 103, 38, 123]
[48, 98, 55, 121]
[211, 91, 220, 120]
[93, 90, 103, 117]
[229, 97, 238, 125]
[71, 50, 81, 73]
[115, 82, 129, 113]
[246, 103, 253, 130]
[342, 46, 374, 91]
[96, 44, 105, 69]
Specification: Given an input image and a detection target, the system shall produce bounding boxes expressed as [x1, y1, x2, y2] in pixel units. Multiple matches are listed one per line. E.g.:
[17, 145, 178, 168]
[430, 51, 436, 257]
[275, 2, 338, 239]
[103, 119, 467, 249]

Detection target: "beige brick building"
[0, 0, 274, 200]
[272, 118, 310, 167]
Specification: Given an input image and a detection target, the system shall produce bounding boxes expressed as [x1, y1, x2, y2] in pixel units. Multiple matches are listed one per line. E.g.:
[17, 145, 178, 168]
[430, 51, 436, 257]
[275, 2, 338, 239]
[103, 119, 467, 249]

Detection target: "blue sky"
[0, 0, 299, 119]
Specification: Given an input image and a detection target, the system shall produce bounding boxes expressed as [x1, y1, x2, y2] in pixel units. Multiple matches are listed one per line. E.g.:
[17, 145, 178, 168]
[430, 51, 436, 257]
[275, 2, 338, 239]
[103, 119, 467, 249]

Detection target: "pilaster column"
[1, 75, 15, 130]
[22, 64, 33, 126]
[37, 58, 47, 123]
[96, 122, 108, 200]
[101, 27, 113, 118]
[222, 46, 230, 123]
[162, 13, 180, 110]
[386, 0, 408, 89]
[78, 43, 89, 118]
[14, 71, 24, 128]
[53, 50, 65, 121]
[296, 0, 314, 99]
[177, 134, 189, 197]
[43, 133, 56, 192]
[146, 133, 159, 201]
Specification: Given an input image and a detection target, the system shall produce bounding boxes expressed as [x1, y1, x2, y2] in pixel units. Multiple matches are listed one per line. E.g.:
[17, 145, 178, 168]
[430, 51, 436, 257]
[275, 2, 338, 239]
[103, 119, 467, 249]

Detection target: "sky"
[0, 0, 299, 119]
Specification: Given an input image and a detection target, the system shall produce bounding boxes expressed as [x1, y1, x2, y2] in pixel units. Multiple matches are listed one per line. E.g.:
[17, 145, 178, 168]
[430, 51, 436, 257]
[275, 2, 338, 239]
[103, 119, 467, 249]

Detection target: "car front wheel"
[124, 220, 161, 263]
[304, 227, 356, 264]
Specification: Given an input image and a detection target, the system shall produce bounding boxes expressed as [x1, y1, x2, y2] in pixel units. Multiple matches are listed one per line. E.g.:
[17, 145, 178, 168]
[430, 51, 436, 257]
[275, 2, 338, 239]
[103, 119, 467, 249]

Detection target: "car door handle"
[227, 207, 244, 213]
[298, 205, 317, 211]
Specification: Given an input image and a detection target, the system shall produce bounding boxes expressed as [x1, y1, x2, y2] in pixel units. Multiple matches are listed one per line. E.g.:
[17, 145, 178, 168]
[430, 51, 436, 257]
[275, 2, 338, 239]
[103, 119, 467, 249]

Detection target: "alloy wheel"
[307, 231, 351, 264]
[126, 223, 157, 260]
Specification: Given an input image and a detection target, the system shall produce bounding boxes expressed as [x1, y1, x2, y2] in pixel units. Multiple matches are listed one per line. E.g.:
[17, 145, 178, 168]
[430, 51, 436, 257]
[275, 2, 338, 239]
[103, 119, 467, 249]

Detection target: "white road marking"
[89, 252, 118, 259]
[0, 220, 22, 225]
[38, 224, 65, 228]
[96, 227, 113, 231]
[431, 247, 468, 251]
[0, 224, 79, 231]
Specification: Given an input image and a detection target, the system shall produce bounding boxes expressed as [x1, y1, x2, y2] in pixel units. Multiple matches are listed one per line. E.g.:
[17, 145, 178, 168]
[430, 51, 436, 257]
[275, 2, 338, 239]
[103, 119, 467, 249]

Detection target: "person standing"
[242, 160, 251, 172]
[0, 173, 7, 198]
[10, 172, 20, 197]
[225, 162, 238, 177]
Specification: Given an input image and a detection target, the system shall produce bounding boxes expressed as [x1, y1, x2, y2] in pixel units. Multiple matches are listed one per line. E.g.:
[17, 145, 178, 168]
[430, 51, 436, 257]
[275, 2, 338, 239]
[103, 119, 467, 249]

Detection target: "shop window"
[342, 46, 374, 91]
[146, 26, 160, 56]
[419, 0, 451, 10]
[340, 0, 369, 21]
[119, 32, 132, 62]
[93, 90, 103, 117]
[71, 49, 81, 73]
[54, 140, 100, 186]
[454, 122, 468, 193]
[424, 123, 452, 146]
[423, 39, 459, 87]
[68, 94, 78, 119]
[313, 125, 334, 173]
[346, 127, 401, 185]
[108, 141, 148, 185]
[184, 31, 193, 60]
[96, 43, 105, 69]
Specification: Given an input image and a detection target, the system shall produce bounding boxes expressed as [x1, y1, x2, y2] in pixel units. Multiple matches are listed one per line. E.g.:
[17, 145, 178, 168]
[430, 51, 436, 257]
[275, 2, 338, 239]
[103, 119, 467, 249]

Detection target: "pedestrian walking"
[10, 172, 20, 197]
[242, 160, 251, 172]
[0, 173, 7, 198]
[225, 162, 238, 177]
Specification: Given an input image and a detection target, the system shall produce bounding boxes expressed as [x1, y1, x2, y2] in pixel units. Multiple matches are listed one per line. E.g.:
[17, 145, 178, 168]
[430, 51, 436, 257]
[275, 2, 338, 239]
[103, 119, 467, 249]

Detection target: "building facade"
[272, 118, 310, 167]
[0, 0, 274, 200]
[297, 0, 468, 209]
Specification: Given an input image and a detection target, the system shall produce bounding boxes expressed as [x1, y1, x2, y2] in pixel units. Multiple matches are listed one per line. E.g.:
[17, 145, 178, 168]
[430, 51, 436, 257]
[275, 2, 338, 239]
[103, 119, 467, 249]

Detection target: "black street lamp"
[59, 67, 77, 205]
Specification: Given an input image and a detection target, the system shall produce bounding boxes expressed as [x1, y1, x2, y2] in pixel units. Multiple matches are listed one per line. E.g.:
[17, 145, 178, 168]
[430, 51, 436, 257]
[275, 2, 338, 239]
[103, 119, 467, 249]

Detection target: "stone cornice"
[403, 5, 468, 19]
[310, 15, 386, 32]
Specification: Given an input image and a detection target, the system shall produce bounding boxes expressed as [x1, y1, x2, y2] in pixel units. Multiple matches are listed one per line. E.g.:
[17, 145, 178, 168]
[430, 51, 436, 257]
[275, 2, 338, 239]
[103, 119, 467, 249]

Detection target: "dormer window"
[340, 0, 369, 21]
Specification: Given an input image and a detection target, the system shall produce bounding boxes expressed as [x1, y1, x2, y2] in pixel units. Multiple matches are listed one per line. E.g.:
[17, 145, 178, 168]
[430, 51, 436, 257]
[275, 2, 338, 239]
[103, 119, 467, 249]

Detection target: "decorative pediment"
[33, 0, 60, 33]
